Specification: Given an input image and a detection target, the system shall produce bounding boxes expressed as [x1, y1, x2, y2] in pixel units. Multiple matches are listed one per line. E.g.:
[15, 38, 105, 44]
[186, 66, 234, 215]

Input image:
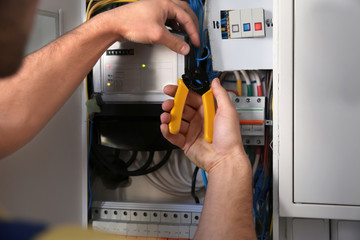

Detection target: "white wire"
[253, 152, 261, 177]
[135, 151, 205, 196]
[240, 70, 251, 85]
[253, 70, 261, 86]
[233, 70, 241, 81]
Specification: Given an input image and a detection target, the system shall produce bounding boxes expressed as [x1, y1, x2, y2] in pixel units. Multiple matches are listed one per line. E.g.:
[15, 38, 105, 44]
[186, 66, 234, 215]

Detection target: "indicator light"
[255, 22, 262, 31]
[107, 83, 111, 86]
[243, 23, 251, 32]
[142, 64, 146, 68]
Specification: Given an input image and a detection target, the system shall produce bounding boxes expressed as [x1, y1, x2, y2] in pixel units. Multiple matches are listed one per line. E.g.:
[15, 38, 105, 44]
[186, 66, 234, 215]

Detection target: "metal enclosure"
[278, 0, 360, 219]
[92, 41, 184, 103]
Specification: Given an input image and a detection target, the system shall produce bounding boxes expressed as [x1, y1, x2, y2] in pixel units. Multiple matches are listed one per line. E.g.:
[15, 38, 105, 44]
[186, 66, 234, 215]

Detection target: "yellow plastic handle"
[169, 79, 189, 134]
[202, 89, 215, 143]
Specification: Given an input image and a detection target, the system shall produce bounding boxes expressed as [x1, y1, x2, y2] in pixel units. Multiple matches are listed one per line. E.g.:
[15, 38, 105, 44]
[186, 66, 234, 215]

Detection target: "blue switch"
[243, 23, 251, 32]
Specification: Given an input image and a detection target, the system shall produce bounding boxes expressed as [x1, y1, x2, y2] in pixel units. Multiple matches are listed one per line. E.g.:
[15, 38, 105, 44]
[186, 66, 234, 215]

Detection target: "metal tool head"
[182, 44, 210, 96]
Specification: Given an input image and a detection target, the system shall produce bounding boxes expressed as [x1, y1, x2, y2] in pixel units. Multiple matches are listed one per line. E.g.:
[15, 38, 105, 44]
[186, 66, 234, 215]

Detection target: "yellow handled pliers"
[168, 47, 215, 143]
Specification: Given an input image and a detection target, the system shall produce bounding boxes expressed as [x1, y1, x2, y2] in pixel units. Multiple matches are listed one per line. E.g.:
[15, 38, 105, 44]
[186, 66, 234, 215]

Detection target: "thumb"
[157, 28, 190, 55]
[211, 78, 234, 111]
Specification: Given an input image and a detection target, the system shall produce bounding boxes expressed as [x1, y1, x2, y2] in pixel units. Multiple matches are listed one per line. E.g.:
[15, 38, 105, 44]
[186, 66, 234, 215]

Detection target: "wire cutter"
[168, 46, 215, 143]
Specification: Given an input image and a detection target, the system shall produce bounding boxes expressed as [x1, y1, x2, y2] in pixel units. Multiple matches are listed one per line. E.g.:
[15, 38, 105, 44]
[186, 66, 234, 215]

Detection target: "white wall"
[0, 0, 87, 226]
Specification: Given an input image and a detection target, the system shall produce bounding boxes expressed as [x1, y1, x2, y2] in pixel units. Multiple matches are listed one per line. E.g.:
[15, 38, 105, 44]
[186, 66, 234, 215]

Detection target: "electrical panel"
[207, 0, 273, 70]
[92, 41, 184, 103]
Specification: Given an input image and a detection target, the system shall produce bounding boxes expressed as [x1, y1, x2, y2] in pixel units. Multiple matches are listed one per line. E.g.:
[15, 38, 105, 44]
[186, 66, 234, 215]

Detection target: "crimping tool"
[168, 45, 215, 143]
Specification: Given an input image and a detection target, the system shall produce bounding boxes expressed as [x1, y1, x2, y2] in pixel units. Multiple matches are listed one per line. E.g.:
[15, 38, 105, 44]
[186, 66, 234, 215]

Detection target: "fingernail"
[180, 44, 190, 55]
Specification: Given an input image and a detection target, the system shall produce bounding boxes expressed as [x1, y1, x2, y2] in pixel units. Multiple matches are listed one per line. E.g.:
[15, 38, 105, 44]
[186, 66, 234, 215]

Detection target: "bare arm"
[160, 78, 256, 239]
[0, 0, 199, 159]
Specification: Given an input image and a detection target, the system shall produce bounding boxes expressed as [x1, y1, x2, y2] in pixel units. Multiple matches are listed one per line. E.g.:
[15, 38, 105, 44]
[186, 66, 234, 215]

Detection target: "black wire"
[127, 150, 172, 176]
[125, 151, 138, 167]
[126, 151, 154, 175]
[191, 167, 200, 204]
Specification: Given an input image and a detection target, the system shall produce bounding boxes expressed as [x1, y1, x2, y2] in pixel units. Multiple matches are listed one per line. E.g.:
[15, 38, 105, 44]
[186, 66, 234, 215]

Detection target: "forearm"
[194, 154, 256, 240]
[0, 13, 117, 158]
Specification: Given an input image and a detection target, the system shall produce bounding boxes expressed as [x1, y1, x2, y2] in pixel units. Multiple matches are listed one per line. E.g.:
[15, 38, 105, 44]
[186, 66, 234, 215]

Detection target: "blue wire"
[201, 169, 208, 189]
[87, 120, 93, 211]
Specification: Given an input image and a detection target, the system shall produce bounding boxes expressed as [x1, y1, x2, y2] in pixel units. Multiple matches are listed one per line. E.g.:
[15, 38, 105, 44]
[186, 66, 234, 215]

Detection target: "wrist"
[207, 146, 252, 176]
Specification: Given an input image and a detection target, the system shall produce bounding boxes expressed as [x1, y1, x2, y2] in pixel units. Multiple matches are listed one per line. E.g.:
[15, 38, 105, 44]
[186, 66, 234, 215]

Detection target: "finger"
[211, 78, 236, 113]
[163, 85, 203, 110]
[160, 123, 186, 148]
[161, 112, 190, 134]
[162, 100, 198, 122]
[172, 0, 200, 36]
[166, 1, 200, 47]
[157, 28, 191, 55]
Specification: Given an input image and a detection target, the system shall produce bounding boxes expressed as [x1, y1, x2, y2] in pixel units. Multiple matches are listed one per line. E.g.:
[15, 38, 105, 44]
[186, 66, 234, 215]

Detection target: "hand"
[160, 78, 249, 172]
[103, 0, 200, 55]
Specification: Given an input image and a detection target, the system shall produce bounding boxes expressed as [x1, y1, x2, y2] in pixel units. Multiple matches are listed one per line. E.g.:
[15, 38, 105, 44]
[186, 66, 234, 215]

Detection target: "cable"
[201, 169, 208, 189]
[191, 167, 200, 204]
[87, 120, 94, 211]
[233, 71, 242, 96]
[127, 150, 171, 176]
[240, 70, 252, 96]
[125, 150, 138, 167]
[253, 147, 261, 177]
[253, 71, 263, 96]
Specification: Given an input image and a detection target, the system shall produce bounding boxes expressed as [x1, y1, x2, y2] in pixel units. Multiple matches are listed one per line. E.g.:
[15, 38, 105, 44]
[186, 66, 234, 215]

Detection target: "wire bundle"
[86, 0, 137, 20]
[142, 150, 205, 199]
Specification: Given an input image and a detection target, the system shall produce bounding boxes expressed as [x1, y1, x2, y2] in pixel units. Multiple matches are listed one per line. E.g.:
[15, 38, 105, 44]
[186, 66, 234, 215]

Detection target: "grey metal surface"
[293, 0, 360, 206]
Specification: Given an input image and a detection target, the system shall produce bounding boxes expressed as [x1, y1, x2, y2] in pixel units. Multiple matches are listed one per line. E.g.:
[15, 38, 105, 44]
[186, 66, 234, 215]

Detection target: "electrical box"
[206, 0, 273, 71]
[92, 41, 184, 103]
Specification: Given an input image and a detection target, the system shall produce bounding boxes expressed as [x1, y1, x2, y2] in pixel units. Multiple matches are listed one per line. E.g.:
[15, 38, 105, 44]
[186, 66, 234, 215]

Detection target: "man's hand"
[102, 0, 200, 55]
[160, 78, 249, 172]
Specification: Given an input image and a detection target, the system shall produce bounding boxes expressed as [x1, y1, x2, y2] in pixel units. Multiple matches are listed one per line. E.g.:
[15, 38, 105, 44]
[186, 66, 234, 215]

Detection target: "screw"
[114, 211, 118, 215]
[246, 98, 251, 103]
[143, 212, 147, 217]
[256, 140, 261, 144]
[246, 139, 250, 144]
[257, 98, 261, 103]
[235, 98, 240, 103]
[153, 213, 158, 217]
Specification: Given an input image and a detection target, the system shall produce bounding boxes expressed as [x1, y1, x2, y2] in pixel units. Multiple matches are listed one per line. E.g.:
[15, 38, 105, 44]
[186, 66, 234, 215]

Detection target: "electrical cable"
[191, 167, 200, 204]
[201, 169, 208, 189]
[240, 70, 252, 96]
[87, 120, 94, 211]
[233, 70, 242, 96]
[253, 71, 263, 96]
[253, 148, 261, 177]
[127, 150, 171, 176]
[125, 150, 138, 167]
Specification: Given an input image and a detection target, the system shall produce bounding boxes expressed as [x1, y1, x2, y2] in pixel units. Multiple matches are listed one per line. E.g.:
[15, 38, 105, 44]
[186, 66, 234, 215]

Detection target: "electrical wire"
[233, 71, 242, 96]
[240, 70, 252, 96]
[253, 71, 263, 97]
[201, 169, 208, 189]
[191, 167, 200, 204]
[87, 120, 94, 211]
[86, 0, 137, 20]
[253, 148, 261, 177]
